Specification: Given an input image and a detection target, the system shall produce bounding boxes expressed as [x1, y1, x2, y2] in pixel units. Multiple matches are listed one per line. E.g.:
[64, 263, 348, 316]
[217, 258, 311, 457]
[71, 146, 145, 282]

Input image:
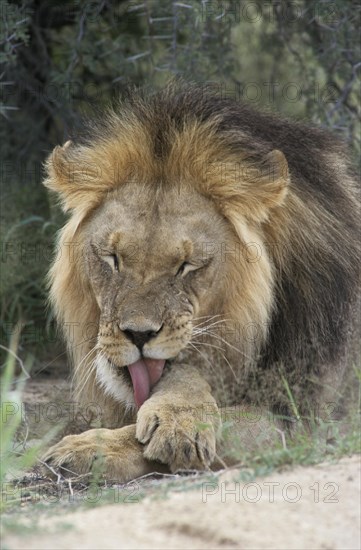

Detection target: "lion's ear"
[261, 149, 289, 191]
[43, 140, 75, 211]
[43, 140, 103, 213]
[44, 140, 72, 190]
[249, 149, 289, 220]
[221, 149, 289, 225]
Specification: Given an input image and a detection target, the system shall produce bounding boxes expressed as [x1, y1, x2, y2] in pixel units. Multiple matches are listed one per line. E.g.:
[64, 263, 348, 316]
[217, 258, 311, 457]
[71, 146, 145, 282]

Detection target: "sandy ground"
[3, 375, 360, 549]
[4, 455, 360, 550]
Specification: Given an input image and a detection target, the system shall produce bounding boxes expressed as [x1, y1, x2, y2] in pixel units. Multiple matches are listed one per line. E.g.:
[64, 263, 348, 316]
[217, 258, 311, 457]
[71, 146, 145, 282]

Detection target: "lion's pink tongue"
[128, 358, 165, 409]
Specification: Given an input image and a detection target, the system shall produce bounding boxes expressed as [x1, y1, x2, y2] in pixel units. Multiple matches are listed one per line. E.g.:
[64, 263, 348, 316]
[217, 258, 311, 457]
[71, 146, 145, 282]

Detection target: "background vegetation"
[1, 0, 360, 371]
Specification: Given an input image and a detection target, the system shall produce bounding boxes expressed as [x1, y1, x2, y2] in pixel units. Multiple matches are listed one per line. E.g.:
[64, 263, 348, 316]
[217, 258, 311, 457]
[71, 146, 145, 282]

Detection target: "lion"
[42, 82, 360, 481]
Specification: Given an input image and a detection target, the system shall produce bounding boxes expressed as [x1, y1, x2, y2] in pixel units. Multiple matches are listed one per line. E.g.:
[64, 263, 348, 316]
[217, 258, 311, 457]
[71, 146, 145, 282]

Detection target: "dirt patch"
[4, 373, 360, 549]
[4, 456, 360, 550]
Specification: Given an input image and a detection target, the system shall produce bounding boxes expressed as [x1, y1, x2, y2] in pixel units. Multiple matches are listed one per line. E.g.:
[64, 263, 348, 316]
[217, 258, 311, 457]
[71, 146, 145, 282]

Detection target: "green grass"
[0, 329, 60, 513]
[217, 365, 361, 477]
[0, 331, 37, 490]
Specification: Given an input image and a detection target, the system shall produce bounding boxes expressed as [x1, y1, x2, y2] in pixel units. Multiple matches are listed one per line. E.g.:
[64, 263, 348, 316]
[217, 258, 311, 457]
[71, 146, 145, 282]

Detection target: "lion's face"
[45, 87, 291, 413]
[82, 183, 235, 407]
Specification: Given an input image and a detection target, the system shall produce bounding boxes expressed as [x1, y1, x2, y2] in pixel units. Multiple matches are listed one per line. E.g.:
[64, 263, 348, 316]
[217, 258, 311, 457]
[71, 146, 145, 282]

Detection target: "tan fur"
[42, 85, 359, 481]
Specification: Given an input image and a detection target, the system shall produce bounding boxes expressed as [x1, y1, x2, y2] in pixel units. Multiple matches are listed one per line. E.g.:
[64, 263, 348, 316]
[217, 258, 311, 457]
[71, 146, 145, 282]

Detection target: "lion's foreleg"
[42, 424, 168, 482]
[136, 364, 220, 471]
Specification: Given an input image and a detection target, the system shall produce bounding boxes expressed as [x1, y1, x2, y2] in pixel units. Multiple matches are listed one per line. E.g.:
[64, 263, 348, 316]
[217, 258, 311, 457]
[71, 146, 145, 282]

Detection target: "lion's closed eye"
[176, 261, 199, 277]
[103, 253, 119, 272]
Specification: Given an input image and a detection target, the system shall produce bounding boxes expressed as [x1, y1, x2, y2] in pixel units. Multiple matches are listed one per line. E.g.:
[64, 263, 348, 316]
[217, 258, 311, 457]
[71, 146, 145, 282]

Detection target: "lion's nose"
[123, 328, 160, 349]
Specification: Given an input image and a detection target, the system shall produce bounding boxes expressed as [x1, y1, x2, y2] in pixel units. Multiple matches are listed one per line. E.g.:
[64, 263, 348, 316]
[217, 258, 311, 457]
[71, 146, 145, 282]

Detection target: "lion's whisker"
[34, 335, 98, 376]
[192, 317, 231, 330]
[73, 343, 99, 375]
[187, 342, 216, 370]
[192, 314, 223, 321]
[198, 330, 255, 363]
[74, 347, 103, 392]
[75, 354, 98, 397]
[190, 340, 239, 383]
[191, 314, 224, 327]
[192, 316, 229, 330]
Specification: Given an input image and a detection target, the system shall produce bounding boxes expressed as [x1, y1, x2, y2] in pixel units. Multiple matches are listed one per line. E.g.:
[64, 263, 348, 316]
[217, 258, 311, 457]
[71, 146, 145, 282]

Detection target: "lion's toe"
[137, 405, 216, 472]
[42, 435, 98, 477]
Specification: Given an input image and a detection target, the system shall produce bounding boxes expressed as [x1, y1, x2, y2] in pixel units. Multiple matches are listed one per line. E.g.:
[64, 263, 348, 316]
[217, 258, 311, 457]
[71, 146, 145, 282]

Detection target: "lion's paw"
[42, 433, 94, 476]
[136, 402, 216, 472]
[42, 425, 161, 482]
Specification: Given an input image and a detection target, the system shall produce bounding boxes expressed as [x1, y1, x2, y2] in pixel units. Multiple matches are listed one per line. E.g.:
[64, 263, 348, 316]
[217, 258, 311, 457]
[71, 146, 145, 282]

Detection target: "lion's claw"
[136, 403, 216, 472]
